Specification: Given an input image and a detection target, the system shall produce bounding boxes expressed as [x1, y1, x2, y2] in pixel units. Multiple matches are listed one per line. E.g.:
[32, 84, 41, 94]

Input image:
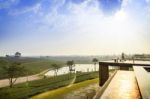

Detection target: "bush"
[0, 72, 99, 99]
[75, 71, 99, 83]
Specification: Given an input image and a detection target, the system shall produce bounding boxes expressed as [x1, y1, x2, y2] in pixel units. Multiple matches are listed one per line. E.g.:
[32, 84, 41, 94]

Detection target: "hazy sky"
[0, 0, 150, 56]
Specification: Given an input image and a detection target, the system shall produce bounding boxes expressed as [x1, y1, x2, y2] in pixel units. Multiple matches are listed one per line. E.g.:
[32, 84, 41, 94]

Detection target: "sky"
[0, 0, 150, 56]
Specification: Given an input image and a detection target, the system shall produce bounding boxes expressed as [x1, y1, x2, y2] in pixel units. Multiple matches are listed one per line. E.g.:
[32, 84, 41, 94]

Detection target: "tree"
[15, 52, 21, 58]
[66, 60, 75, 74]
[2, 62, 25, 88]
[121, 52, 125, 61]
[51, 63, 61, 77]
[5, 55, 9, 58]
[92, 58, 98, 71]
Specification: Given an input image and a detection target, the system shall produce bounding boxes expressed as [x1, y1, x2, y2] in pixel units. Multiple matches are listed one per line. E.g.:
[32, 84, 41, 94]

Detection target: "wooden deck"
[99, 61, 150, 67]
[95, 61, 150, 99]
[99, 61, 150, 86]
[133, 66, 150, 99]
[100, 71, 141, 99]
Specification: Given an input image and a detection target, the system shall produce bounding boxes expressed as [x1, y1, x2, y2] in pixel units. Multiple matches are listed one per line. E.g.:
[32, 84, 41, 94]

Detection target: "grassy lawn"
[0, 71, 99, 99]
[75, 71, 99, 83]
[0, 59, 64, 79]
[20, 60, 64, 75]
[30, 78, 99, 99]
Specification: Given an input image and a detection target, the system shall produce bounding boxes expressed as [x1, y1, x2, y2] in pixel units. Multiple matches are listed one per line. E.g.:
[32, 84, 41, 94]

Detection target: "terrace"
[94, 61, 150, 99]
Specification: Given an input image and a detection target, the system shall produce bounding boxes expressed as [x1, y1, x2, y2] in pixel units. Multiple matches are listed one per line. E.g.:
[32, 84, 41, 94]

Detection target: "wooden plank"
[99, 61, 150, 67]
[100, 71, 141, 99]
[133, 66, 150, 99]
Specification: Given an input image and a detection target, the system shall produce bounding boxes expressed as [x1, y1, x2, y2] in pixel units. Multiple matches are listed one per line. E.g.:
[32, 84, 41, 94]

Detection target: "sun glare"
[114, 10, 127, 21]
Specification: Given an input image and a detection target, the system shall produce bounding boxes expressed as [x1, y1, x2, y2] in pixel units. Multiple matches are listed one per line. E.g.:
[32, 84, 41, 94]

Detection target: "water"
[45, 60, 150, 76]
[45, 64, 99, 76]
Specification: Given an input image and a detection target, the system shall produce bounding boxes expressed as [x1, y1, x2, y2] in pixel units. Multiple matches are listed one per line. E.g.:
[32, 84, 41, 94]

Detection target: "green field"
[20, 60, 64, 75]
[0, 58, 64, 79]
[31, 78, 99, 99]
[0, 71, 99, 99]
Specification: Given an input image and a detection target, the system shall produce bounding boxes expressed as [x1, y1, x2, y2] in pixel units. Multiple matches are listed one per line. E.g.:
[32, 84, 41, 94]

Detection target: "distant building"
[133, 54, 150, 61]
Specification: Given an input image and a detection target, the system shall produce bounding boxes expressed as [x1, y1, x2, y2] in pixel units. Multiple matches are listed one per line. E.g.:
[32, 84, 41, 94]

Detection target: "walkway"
[0, 74, 41, 88]
[0, 69, 51, 88]
[100, 71, 141, 99]
[133, 66, 150, 99]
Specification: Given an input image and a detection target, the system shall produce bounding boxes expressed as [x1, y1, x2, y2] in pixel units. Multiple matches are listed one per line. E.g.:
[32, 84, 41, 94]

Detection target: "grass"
[20, 60, 64, 75]
[0, 71, 99, 99]
[75, 71, 99, 83]
[30, 78, 99, 99]
[0, 59, 64, 79]
[0, 74, 75, 99]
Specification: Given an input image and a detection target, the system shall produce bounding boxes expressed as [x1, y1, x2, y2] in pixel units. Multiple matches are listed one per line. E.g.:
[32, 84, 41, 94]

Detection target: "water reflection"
[45, 64, 99, 76]
[45, 60, 150, 76]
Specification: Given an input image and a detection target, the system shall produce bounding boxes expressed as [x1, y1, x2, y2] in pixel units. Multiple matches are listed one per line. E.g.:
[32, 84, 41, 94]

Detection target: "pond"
[45, 60, 150, 76]
[45, 64, 115, 76]
[45, 64, 99, 76]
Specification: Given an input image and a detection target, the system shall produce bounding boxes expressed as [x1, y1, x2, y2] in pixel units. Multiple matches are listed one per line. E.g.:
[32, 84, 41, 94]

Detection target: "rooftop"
[94, 61, 150, 99]
[100, 71, 141, 99]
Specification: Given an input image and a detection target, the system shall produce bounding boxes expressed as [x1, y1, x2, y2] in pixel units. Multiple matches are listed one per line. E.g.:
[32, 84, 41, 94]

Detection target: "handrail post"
[99, 63, 109, 86]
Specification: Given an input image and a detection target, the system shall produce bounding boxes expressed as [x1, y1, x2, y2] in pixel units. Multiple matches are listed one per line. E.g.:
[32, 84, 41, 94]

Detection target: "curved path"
[0, 69, 51, 88]
[0, 74, 41, 88]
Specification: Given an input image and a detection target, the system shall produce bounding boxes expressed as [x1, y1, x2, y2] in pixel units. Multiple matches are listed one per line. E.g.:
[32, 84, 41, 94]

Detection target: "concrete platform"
[133, 66, 150, 99]
[100, 71, 141, 99]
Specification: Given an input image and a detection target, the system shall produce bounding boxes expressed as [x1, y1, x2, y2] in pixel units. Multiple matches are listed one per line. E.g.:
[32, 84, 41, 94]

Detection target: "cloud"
[145, 0, 150, 3]
[38, 0, 103, 28]
[25, 0, 144, 39]
[145, 0, 150, 18]
[98, 0, 123, 15]
[0, 0, 19, 9]
[1, 0, 150, 55]
[8, 3, 41, 15]
[32, 0, 150, 54]
[0, 0, 42, 16]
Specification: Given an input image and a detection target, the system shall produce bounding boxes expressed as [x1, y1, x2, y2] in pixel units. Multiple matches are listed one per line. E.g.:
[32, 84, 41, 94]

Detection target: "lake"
[45, 64, 99, 76]
[45, 64, 116, 76]
[45, 61, 150, 76]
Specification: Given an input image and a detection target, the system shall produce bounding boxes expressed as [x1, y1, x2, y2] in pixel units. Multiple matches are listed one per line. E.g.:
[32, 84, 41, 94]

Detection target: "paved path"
[0, 69, 51, 88]
[100, 71, 141, 99]
[0, 74, 41, 88]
